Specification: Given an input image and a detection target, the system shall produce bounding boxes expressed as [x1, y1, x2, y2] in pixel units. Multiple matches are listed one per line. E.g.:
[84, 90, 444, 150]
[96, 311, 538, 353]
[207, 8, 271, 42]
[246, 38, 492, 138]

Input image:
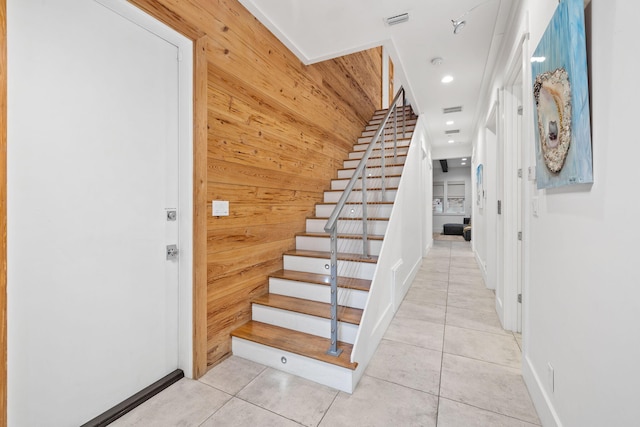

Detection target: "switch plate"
[212, 200, 229, 216]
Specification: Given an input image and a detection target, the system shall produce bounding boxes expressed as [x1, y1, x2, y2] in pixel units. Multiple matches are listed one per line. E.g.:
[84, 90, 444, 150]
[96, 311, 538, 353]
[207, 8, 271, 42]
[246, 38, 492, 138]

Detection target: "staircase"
[231, 100, 418, 393]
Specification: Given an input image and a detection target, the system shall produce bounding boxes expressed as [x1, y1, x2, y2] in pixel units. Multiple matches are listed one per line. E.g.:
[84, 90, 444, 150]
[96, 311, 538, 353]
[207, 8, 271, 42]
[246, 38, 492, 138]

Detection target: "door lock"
[166, 244, 179, 260]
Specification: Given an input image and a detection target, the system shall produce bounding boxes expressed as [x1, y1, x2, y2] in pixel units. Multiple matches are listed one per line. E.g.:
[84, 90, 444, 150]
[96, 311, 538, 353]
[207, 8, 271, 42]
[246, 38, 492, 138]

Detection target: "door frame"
[94, 0, 194, 378]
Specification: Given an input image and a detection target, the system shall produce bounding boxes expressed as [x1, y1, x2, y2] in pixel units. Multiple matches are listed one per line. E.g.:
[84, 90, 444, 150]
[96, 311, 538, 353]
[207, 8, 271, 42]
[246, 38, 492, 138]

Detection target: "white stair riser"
[358, 132, 413, 144]
[353, 140, 410, 152]
[315, 203, 394, 218]
[283, 255, 376, 280]
[268, 278, 368, 310]
[324, 189, 397, 203]
[338, 166, 404, 179]
[232, 338, 355, 393]
[306, 218, 388, 235]
[348, 147, 409, 160]
[331, 176, 401, 190]
[296, 235, 383, 256]
[365, 123, 416, 132]
[361, 129, 414, 138]
[252, 305, 358, 344]
[343, 157, 405, 169]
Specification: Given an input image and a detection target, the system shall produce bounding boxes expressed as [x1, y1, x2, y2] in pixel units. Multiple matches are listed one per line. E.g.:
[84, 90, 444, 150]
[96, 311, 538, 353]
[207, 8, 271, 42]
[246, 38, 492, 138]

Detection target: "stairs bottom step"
[231, 321, 360, 393]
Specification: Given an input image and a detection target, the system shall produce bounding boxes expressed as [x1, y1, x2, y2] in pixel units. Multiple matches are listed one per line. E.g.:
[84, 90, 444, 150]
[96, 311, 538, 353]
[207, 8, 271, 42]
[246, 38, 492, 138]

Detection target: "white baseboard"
[523, 354, 562, 427]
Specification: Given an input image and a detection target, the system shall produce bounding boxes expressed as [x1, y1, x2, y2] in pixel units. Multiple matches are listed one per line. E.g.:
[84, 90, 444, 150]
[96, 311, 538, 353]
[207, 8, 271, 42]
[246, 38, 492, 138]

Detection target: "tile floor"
[112, 240, 540, 426]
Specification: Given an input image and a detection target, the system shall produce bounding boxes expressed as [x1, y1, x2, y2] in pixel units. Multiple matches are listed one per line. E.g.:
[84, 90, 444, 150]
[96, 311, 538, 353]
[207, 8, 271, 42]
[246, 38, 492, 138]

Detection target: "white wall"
[473, 0, 640, 425]
[432, 165, 472, 233]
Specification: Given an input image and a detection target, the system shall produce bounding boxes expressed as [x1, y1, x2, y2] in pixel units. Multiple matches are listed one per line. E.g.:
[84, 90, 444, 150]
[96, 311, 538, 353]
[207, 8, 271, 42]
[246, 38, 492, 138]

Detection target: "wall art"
[531, 0, 593, 189]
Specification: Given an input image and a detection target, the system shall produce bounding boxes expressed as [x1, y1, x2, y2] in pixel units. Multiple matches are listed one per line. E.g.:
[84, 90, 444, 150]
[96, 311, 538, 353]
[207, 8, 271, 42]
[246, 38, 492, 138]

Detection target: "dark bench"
[443, 223, 465, 235]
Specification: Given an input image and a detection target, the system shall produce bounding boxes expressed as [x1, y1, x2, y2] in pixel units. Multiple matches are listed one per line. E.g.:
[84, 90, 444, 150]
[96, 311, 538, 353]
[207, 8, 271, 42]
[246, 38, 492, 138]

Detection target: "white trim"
[94, 0, 194, 378]
[523, 354, 562, 427]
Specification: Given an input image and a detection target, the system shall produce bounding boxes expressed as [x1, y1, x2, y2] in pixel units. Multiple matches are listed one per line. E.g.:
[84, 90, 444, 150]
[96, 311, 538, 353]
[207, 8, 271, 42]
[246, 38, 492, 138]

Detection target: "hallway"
[112, 241, 540, 426]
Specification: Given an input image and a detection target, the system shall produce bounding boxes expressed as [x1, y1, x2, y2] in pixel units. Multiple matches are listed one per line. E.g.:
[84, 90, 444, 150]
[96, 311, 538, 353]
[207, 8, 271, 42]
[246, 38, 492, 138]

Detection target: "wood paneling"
[129, 0, 382, 370]
[0, 0, 6, 423]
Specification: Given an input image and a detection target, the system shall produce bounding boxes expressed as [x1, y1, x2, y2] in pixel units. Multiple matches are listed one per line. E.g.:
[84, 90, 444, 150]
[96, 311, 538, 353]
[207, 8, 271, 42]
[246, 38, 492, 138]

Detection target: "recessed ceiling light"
[441, 75, 454, 84]
[448, 140, 455, 144]
[446, 120, 454, 125]
[462, 158, 467, 161]
[461, 162, 467, 165]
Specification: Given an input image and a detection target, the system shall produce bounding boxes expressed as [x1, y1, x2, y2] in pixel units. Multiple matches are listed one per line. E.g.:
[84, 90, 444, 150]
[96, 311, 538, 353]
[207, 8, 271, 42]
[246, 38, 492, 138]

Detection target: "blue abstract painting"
[531, 0, 593, 189]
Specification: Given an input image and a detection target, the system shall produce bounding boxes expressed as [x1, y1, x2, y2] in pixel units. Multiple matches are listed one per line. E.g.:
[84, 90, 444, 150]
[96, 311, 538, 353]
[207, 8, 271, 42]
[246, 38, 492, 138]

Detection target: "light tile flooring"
[112, 241, 540, 426]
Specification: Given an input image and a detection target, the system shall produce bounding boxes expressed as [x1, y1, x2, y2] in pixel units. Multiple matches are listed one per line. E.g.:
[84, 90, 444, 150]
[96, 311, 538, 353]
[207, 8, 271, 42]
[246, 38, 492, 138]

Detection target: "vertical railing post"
[380, 128, 386, 202]
[393, 102, 398, 162]
[402, 89, 406, 137]
[326, 227, 342, 356]
[361, 168, 369, 258]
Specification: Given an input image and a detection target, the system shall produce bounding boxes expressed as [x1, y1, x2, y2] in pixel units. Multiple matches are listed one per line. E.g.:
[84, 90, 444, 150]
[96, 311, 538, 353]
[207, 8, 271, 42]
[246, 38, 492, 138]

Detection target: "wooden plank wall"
[128, 0, 382, 371]
[0, 0, 7, 423]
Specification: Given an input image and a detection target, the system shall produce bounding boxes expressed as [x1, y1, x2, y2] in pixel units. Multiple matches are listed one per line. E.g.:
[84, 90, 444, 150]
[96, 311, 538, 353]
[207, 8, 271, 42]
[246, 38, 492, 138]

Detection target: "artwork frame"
[476, 164, 484, 208]
[531, 0, 593, 189]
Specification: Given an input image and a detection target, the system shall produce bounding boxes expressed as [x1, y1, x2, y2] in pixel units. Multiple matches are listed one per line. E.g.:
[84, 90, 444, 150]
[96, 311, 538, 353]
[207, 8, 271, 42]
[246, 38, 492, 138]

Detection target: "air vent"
[385, 13, 409, 26]
[443, 106, 463, 114]
[445, 129, 460, 135]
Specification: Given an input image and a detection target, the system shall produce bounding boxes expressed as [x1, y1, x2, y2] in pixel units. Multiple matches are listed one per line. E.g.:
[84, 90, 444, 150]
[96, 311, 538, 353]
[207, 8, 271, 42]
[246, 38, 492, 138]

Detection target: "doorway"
[7, 0, 193, 424]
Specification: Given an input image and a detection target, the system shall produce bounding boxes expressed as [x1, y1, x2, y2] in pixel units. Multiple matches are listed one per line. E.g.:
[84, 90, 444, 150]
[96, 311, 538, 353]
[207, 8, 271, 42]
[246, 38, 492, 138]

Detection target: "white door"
[8, 0, 191, 425]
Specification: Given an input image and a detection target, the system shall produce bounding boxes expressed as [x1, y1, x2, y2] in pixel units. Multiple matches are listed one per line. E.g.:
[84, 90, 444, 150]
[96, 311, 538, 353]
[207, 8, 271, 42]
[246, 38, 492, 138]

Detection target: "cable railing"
[324, 87, 408, 356]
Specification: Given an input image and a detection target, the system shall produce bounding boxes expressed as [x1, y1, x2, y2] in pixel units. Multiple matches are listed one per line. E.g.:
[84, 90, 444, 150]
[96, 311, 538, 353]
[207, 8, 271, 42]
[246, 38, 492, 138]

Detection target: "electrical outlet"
[547, 362, 555, 393]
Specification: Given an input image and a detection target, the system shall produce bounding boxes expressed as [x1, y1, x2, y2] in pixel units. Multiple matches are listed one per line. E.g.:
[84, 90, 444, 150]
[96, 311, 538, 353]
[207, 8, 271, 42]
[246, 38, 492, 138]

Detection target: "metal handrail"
[323, 86, 407, 356]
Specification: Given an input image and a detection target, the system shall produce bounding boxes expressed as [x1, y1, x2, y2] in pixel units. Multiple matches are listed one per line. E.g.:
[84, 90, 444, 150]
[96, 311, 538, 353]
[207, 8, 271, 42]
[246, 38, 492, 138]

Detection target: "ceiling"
[238, 0, 517, 153]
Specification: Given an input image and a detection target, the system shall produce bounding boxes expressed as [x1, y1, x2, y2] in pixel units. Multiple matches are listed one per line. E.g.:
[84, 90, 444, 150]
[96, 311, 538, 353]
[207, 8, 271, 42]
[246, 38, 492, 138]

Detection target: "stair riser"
[338, 166, 404, 179]
[268, 278, 368, 310]
[331, 176, 402, 190]
[296, 235, 383, 256]
[306, 218, 388, 235]
[364, 123, 416, 132]
[232, 338, 355, 393]
[315, 203, 394, 218]
[283, 255, 376, 280]
[353, 140, 410, 152]
[324, 189, 397, 203]
[358, 132, 413, 144]
[343, 157, 405, 169]
[252, 305, 358, 344]
[370, 111, 414, 120]
[360, 129, 414, 139]
[348, 147, 408, 160]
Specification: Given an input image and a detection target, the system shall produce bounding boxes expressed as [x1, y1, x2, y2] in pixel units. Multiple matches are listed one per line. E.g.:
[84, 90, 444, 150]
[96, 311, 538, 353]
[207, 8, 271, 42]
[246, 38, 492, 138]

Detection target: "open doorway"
[432, 158, 472, 241]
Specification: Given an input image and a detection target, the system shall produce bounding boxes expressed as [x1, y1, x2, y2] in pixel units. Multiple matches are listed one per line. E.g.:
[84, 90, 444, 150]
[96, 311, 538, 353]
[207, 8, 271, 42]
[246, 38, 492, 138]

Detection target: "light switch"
[212, 200, 229, 216]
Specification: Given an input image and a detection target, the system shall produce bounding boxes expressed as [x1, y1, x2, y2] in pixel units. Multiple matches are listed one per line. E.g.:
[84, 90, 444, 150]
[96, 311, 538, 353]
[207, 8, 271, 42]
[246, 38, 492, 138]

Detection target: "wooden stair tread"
[324, 187, 399, 193]
[333, 174, 402, 181]
[270, 269, 371, 292]
[253, 294, 363, 325]
[231, 321, 358, 370]
[308, 216, 389, 222]
[316, 202, 394, 206]
[284, 249, 378, 264]
[296, 231, 384, 240]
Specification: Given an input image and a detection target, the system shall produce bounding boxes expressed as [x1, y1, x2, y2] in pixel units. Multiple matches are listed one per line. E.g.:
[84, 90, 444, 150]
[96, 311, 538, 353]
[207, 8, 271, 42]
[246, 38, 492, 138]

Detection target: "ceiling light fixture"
[446, 120, 454, 125]
[385, 13, 410, 26]
[441, 75, 454, 84]
[461, 162, 467, 165]
[448, 140, 455, 144]
[451, 0, 496, 35]
[431, 57, 443, 66]
[462, 158, 468, 161]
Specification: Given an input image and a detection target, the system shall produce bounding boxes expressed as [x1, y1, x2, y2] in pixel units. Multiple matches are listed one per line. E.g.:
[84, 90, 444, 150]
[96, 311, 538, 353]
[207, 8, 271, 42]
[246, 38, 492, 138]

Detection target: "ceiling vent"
[443, 106, 463, 114]
[439, 159, 449, 173]
[445, 129, 460, 135]
[385, 13, 409, 26]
